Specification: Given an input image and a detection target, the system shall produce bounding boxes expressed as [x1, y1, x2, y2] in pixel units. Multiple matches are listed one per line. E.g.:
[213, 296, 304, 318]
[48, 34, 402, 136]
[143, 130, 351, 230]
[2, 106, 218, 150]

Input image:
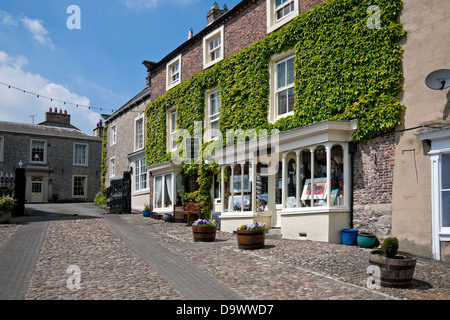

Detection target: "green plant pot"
[357, 232, 376, 248]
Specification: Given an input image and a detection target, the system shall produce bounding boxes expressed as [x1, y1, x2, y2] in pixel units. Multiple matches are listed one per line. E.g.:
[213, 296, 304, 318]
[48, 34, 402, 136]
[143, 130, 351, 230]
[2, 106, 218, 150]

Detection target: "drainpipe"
[348, 141, 357, 229]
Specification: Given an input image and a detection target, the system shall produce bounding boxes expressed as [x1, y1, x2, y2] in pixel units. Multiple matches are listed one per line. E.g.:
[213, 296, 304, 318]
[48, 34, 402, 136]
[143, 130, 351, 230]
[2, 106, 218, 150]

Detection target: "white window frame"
[110, 124, 117, 146]
[269, 50, 295, 123]
[204, 88, 221, 141]
[153, 174, 175, 210]
[73, 143, 88, 166]
[110, 157, 116, 178]
[417, 128, 450, 260]
[431, 151, 450, 258]
[166, 54, 182, 91]
[30, 139, 47, 164]
[72, 175, 88, 198]
[0, 136, 4, 162]
[135, 114, 145, 151]
[167, 107, 178, 152]
[203, 26, 224, 69]
[134, 157, 148, 193]
[267, 0, 299, 34]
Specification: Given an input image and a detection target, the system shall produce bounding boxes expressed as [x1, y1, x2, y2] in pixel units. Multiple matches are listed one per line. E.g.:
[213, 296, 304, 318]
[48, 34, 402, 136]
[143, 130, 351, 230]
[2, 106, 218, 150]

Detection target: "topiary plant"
[381, 237, 399, 258]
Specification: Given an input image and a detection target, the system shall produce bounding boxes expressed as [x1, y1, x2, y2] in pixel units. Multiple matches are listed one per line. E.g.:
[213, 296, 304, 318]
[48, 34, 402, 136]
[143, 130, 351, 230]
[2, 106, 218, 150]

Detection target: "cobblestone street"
[1, 204, 449, 302]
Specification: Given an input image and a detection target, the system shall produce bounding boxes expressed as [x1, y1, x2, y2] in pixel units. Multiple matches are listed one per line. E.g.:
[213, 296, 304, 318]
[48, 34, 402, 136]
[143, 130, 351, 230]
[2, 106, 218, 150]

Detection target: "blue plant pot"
[143, 211, 151, 217]
[357, 232, 376, 248]
[341, 229, 358, 245]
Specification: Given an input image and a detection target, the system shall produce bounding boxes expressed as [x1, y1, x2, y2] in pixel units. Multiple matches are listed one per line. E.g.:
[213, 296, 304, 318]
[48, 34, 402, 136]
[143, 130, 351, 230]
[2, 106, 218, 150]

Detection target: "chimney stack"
[93, 119, 104, 137]
[207, 2, 228, 25]
[188, 27, 194, 40]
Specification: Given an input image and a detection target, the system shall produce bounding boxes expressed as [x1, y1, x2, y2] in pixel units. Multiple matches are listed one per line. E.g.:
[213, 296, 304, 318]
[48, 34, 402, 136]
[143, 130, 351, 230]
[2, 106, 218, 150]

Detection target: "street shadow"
[10, 208, 102, 225]
[409, 279, 433, 291]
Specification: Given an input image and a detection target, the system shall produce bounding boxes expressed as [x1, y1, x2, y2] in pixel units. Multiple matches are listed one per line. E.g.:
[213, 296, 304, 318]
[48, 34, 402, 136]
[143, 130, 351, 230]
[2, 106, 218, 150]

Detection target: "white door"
[31, 177, 43, 203]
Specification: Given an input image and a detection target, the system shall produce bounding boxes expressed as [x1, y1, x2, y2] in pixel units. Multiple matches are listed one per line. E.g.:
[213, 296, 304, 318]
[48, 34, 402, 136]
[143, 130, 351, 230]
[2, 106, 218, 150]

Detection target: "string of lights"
[0, 81, 115, 113]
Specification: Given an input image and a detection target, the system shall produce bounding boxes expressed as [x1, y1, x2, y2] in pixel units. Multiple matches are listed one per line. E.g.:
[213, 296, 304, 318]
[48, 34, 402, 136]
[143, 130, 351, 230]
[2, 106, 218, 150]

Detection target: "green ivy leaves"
[144, 0, 406, 215]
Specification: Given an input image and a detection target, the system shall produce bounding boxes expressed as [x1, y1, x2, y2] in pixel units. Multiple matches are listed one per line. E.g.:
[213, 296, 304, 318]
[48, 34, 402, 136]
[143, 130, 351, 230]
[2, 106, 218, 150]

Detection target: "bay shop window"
[149, 162, 183, 212]
[213, 120, 358, 242]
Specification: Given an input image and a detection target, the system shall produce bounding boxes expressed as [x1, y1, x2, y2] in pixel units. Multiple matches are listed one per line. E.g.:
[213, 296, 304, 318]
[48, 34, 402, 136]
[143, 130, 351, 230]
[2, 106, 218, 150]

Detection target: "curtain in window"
[74, 145, 86, 164]
[155, 176, 162, 208]
[165, 174, 173, 207]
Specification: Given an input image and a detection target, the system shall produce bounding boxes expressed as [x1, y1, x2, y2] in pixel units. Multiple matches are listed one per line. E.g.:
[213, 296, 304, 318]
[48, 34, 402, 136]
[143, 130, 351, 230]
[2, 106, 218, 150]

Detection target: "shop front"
[212, 120, 358, 243]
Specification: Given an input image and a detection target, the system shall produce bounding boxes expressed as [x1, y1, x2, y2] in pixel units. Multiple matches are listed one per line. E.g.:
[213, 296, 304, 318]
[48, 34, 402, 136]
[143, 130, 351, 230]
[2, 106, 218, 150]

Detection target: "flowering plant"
[0, 196, 15, 214]
[192, 219, 216, 227]
[237, 222, 266, 231]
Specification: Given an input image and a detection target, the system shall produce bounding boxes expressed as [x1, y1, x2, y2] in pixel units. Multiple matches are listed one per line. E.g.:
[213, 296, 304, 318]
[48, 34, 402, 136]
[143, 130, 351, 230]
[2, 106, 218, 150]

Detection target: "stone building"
[0, 108, 103, 203]
[104, 83, 151, 212]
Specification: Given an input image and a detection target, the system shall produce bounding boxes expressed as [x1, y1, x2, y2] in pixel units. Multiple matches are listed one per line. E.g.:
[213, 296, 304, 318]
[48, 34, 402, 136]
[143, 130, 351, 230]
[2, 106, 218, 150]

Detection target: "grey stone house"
[104, 77, 151, 213]
[0, 108, 103, 203]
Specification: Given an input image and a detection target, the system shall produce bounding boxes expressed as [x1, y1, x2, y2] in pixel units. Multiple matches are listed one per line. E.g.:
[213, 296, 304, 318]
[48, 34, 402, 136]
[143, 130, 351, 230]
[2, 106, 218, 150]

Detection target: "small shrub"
[381, 237, 399, 258]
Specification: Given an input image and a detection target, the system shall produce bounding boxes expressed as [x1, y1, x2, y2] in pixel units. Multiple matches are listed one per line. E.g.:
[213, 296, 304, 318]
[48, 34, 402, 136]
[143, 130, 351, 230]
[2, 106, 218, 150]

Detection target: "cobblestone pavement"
[1, 205, 449, 301]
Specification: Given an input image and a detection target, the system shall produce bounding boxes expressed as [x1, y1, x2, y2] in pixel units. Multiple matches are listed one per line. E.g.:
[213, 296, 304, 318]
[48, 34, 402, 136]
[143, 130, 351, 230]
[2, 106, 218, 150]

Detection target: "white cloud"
[0, 51, 101, 135]
[20, 16, 55, 50]
[0, 9, 18, 26]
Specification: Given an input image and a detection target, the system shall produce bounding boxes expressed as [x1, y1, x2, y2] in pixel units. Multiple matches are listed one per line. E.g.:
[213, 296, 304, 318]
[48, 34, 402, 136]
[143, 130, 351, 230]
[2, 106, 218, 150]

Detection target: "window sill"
[203, 57, 223, 70]
[133, 189, 149, 196]
[280, 206, 350, 215]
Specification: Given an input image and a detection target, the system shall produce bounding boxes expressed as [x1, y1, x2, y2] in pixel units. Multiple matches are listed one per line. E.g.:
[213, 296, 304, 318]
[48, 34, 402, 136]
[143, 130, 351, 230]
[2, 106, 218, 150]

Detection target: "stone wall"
[105, 101, 148, 186]
[352, 131, 396, 239]
[0, 129, 102, 202]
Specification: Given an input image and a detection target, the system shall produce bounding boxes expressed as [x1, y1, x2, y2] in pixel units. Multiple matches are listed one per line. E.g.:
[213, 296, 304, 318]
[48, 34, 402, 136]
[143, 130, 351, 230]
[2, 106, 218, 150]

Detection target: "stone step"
[266, 227, 282, 239]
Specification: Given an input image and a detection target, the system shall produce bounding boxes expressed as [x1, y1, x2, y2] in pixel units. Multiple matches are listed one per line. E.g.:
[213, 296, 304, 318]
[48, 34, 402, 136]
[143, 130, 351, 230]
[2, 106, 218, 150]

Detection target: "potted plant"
[369, 237, 417, 288]
[142, 204, 152, 217]
[192, 219, 217, 242]
[236, 222, 266, 250]
[357, 232, 376, 248]
[0, 196, 16, 224]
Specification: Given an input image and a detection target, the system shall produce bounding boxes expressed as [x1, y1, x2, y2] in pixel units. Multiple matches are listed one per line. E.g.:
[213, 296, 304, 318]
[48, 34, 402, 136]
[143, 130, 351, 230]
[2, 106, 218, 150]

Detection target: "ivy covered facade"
[140, 0, 405, 243]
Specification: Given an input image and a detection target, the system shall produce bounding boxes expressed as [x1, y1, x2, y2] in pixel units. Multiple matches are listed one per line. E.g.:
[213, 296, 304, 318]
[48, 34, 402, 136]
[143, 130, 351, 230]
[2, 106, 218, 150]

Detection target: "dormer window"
[166, 55, 182, 91]
[203, 26, 224, 69]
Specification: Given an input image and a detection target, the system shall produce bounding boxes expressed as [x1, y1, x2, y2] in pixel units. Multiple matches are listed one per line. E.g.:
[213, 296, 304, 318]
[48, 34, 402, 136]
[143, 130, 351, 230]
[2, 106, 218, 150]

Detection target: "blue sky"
[0, 0, 241, 134]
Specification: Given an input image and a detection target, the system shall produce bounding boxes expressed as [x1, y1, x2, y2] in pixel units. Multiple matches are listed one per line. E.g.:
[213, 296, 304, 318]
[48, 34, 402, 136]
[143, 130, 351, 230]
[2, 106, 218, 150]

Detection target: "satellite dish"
[425, 69, 450, 90]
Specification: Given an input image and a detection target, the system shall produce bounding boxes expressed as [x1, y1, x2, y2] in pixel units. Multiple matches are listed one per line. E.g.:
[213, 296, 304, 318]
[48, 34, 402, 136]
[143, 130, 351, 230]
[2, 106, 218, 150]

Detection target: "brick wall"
[352, 131, 396, 238]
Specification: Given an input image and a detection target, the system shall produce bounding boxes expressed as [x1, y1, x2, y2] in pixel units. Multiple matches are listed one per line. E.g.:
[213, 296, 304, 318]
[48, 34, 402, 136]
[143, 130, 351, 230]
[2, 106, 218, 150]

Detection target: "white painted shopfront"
[212, 120, 358, 243]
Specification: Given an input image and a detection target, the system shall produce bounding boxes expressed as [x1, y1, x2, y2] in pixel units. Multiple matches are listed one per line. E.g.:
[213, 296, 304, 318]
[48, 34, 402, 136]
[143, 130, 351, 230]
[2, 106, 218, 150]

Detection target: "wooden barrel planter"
[369, 250, 417, 288]
[192, 225, 217, 242]
[236, 229, 265, 250]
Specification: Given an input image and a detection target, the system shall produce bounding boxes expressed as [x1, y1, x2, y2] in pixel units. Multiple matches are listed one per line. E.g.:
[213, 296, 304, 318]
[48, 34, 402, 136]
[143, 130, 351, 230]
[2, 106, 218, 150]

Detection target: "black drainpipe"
[348, 141, 358, 230]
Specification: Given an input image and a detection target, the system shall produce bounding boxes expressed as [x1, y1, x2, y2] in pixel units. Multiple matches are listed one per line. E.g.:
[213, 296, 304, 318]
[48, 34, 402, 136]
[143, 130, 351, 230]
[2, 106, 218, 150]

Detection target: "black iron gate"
[0, 168, 26, 217]
[106, 171, 131, 214]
